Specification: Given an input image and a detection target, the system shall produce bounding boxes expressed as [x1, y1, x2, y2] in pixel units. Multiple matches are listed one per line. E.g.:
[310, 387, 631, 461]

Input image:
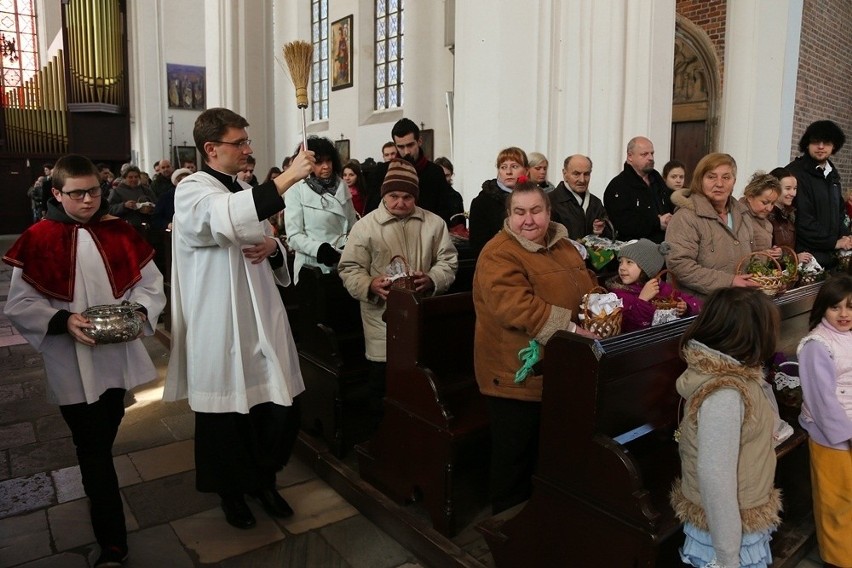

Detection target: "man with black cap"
[339, 158, 458, 420]
[786, 120, 852, 268]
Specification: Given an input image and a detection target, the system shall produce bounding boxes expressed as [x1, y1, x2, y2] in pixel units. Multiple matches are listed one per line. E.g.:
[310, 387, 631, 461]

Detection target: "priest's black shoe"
[220, 494, 256, 529]
[251, 487, 294, 518]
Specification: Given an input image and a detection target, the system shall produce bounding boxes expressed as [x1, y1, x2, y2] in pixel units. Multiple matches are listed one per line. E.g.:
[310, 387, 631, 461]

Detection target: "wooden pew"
[356, 288, 489, 537]
[295, 266, 370, 457]
[278, 252, 301, 343]
[479, 282, 822, 567]
[446, 254, 476, 294]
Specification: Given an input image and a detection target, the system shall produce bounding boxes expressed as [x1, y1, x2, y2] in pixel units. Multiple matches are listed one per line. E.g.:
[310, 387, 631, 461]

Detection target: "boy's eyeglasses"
[61, 187, 102, 200]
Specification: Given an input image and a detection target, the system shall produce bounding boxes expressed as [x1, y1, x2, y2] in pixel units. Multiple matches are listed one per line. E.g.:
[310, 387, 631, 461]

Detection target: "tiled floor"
[0, 235, 422, 568]
[0, 233, 829, 567]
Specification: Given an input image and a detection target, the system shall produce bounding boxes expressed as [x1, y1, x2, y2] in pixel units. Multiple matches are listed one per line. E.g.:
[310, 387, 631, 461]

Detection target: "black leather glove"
[316, 242, 342, 267]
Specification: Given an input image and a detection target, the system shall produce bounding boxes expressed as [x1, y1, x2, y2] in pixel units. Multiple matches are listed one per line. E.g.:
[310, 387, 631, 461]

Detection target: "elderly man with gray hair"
[550, 154, 611, 240]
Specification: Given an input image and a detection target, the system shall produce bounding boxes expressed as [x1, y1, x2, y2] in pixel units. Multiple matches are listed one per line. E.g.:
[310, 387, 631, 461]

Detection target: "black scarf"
[305, 175, 339, 196]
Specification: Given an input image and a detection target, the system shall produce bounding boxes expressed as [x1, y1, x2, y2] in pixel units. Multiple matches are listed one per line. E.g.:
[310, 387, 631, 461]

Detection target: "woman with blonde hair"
[665, 153, 761, 298]
[527, 152, 555, 193]
[739, 171, 781, 257]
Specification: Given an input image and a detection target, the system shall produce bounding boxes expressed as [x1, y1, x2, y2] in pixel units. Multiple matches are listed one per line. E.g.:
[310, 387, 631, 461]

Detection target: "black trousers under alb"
[59, 388, 127, 549]
[193, 398, 301, 495]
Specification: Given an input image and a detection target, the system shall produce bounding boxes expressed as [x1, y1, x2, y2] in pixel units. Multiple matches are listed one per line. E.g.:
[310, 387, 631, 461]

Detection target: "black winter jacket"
[603, 164, 673, 243]
[787, 154, 849, 268]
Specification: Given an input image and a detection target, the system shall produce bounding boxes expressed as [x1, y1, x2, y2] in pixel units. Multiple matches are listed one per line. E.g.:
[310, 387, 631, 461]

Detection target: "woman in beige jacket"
[338, 159, 458, 418]
[665, 153, 762, 299]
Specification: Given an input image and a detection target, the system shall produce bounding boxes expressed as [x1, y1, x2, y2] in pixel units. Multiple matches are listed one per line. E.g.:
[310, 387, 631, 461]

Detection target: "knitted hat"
[381, 159, 419, 199]
[618, 239, 670, 278]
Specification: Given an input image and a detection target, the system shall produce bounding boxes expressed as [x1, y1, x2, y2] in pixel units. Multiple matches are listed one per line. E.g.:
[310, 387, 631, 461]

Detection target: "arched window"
[0, 0, 39, 98]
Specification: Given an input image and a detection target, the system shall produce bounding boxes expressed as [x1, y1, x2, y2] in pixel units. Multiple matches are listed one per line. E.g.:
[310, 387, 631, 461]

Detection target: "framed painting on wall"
[166, 64, 206, 110]
[335, 139, 351, 163]
[173, 146, 199, 170]
[331, 15, 353, 91]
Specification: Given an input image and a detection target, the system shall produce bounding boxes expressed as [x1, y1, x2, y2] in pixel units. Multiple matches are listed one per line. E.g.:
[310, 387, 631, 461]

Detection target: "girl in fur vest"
[797, 275, 852, 568]
[671, 288, 782, 568]
[606, 238, 701, 332]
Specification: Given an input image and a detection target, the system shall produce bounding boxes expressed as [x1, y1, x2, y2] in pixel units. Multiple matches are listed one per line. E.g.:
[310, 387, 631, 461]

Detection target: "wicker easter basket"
[580, 286, 623, 338]
[778, 246, 799, 290]
[798, 268, 826, 286]
[650, 269, 680, 310]
[736, 252, 786, 296]
[388, 254, 416, 291]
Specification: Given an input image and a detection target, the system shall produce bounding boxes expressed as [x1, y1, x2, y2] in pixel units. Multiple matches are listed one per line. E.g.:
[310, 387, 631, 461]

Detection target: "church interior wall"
[124, 0, 205, 173]
[25, 0, 850, 198]
[294, 0, 454, 172]
[717, 0, 803, 188]
[454, 0, 676, 206]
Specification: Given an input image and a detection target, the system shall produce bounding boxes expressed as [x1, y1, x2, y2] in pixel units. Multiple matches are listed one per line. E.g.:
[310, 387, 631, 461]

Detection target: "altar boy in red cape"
[3, 154, 165, 568]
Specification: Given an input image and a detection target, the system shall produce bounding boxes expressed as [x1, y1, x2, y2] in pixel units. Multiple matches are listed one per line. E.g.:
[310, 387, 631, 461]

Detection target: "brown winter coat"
[472, 221, 594, 402]
[665, 189, 755, 299]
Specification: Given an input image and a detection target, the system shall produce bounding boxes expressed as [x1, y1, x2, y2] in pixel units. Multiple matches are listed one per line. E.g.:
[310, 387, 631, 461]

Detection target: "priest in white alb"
[164, 107, 314, 530]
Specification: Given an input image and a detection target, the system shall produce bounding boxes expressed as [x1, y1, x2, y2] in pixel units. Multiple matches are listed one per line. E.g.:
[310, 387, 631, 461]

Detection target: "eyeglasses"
[215, 139, 252, 149]
[61, 187, 102, 200]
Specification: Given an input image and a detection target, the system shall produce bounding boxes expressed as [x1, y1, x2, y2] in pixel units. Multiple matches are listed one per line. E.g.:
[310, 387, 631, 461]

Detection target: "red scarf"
[3, 218, 155, 301]
[412, 153, 429, 173]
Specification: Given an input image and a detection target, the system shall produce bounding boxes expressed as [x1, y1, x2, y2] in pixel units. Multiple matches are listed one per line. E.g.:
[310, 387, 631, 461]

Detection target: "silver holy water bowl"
[81, 301, 145, 344]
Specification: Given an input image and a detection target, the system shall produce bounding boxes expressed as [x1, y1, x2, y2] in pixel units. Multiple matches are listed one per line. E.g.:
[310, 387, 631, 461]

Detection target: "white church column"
[126, 0, 166, 172]
[718, 0, 803, 186]
[453, 0, 675, 205]
[205, 0, 278, 170]
[271, 1, 309, 160]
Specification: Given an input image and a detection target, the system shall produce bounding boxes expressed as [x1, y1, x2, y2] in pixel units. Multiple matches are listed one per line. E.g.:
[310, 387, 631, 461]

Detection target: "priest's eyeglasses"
[61, 187, 102, 200]
[215, 139, 252, 149]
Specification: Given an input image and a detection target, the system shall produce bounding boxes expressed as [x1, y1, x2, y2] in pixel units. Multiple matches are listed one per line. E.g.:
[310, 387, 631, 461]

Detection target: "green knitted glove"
[514, 340, 541, 384]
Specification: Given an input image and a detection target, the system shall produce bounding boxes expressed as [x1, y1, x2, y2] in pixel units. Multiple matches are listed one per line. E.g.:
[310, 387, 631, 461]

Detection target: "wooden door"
[0, 158, 34, 235]
[670, 121, 707, 183]
[671, 20, 720, 185]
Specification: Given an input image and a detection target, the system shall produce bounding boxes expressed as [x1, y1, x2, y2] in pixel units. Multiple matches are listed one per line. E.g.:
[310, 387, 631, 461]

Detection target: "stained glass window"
[375, 0, 403, 110]
[310, 0, 328, 121]
[0, 0, 39, 95]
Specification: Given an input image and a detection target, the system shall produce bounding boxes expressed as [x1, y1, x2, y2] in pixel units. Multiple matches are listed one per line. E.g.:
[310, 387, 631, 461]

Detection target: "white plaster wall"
[453, 0, 676, 206]
[127, 0, 205, 173]
[204, 0, 278, 173]
[719, 0, 802, 195]
[285, 0, 454, 165]
[272, 1, 308, 164]
[452, 1, 540, 201]
[161, 0, 207, 162]
[35, 0, 63, 60]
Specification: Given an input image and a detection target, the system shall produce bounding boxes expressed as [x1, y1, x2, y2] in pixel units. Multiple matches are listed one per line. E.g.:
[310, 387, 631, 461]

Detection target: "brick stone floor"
[0, 235, 422, 568]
